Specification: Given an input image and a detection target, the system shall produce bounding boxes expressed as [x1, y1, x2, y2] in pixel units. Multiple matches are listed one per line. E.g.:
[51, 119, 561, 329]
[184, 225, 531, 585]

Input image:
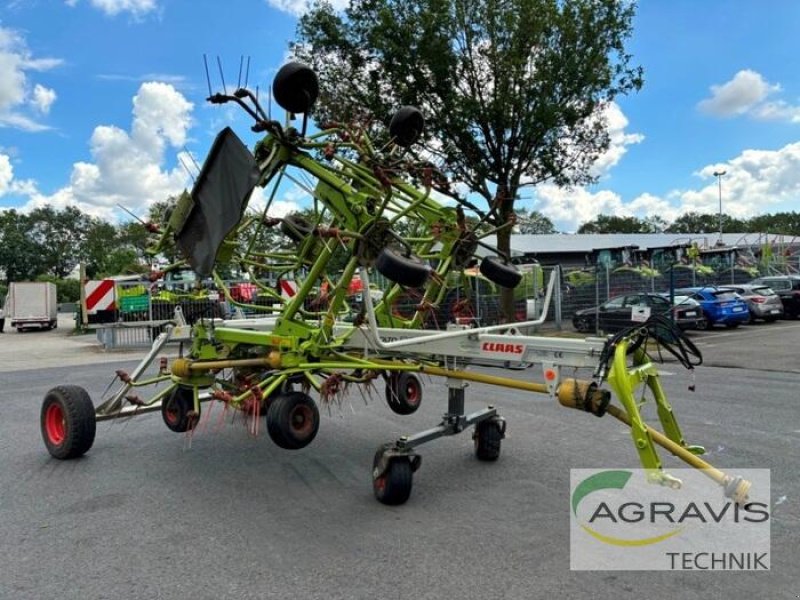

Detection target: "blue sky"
[1, 0, 800, 232]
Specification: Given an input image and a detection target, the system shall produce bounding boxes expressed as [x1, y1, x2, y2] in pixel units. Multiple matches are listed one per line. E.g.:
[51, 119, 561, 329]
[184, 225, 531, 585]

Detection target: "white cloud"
[248, 184, 308, 218]
[31, 84, 56, 114]
[266, 0, 349, 17]
[697, 69, 800, 123]
[698, 70, 778, 117]
[0, 153, 12, 196]
[68, 0, 158, 16]
[534, 140, 800, 232]
[0, 27, 62, 131]
[591, 102, 644, 177]
[21, 82, 193, 220]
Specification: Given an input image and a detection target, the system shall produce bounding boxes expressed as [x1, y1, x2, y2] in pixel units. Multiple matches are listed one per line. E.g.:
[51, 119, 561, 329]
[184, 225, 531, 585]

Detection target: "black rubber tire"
[273, 61, 319, 114]
[480, 256, 522, 289]
[372, 446, 413, 505]
[389, 106, 424, 147]
[375, 247, 430, 288]
[281, 213, 314, 243]
[385, 372, 423, 415]
[162, 386, 200, 433]
[266, 392, 320, 450]
[474, 419, 502, 461]
[41, 385, 96, 459]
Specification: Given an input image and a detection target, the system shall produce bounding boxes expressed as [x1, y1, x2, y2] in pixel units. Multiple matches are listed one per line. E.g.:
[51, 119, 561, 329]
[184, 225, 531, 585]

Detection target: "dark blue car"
[675, 287, 750, 329]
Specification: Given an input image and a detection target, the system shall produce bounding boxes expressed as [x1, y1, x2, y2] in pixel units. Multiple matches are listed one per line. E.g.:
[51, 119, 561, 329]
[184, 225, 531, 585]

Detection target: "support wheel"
[389, 106, 424, 147]
[162, 386, 200, 433]
[272, 61, 319, 114]
[372, 445, 413, 505]
[266, 392, 320, 450]
[385, 372, 423, 415]
[375, 247, 430, 288]
[474, 418, 504, 461]
[41, 385, 96, 459]
[480, 256, 522, 289]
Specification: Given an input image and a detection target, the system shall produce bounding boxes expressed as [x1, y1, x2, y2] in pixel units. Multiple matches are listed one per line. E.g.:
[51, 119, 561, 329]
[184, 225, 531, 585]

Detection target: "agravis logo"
[570, 468, 771, 571]
[572, 470, 683, 547]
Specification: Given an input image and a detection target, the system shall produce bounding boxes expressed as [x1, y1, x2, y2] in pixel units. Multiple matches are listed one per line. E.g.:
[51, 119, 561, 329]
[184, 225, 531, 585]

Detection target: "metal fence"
[558, 261, 783, 324]
[90, 258, 793, 350]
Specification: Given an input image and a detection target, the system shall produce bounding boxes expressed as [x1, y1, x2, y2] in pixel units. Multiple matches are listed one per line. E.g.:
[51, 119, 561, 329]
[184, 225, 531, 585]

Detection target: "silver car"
[719, 284, 783, 322]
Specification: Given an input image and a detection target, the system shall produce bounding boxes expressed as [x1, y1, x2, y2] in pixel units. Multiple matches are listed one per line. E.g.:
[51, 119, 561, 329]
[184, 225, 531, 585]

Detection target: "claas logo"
[481, 342, 524, 354]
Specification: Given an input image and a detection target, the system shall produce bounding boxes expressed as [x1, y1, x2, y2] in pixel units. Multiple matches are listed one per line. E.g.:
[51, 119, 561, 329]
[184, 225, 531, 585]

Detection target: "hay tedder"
[40, 63, 750, 505]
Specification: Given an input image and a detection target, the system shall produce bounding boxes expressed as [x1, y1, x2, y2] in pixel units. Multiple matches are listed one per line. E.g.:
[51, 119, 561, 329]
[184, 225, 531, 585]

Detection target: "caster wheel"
[474, 418, 504, 461]
[41, 385, 96, 459]
[385, 372, 423, 415]
[272, 61, 319, 114]
[389, 106, 424, 147]
[480, 256, 522, 289]
[372, 445, 414, 505]
[266, 392, 320, 450]
[375, 247, 430, 288]
[162, 386, 200, 433]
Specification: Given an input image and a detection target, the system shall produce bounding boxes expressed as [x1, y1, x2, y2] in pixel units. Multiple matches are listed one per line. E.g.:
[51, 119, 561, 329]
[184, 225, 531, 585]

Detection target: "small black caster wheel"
[474, 418, 505, 461]
[389, 106, 424, 147]
[266, 392, 320, 450]
[162, 386, 200, 433]
[272, 61, 319, 114]
[385, 372, 423, 415]
[41, 385, 96, 459]
[372, 445, 416, 505]
[375, 247, 430, 288]
[479, 256, 522, 289]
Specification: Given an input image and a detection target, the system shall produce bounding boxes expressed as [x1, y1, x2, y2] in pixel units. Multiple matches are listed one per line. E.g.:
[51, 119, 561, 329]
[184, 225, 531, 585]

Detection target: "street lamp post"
[713, 169, 726, 244]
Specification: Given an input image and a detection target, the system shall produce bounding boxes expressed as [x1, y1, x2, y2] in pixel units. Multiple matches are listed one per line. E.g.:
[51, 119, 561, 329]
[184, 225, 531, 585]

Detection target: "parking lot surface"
[0, 318, 797, 599]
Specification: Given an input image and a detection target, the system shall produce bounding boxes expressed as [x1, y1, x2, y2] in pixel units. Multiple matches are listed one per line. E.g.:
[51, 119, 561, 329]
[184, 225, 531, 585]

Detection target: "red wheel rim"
[45, 404, 66, 445]
[164, 396, 180, 425]
[290, 405, 314, 438]
[405, 381, 420, 406]
[165, 406, 179, 426]
[375, 475, 387, 493]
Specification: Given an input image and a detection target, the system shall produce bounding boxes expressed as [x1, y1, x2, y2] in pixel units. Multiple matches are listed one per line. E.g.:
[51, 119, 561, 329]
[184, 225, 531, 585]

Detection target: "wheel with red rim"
[161, 386, 200, 433]
[41, 385, 96, 459]
[266, 392, 320, 450]
[385, 372, 423, 415]
[372, 445, 413, 505]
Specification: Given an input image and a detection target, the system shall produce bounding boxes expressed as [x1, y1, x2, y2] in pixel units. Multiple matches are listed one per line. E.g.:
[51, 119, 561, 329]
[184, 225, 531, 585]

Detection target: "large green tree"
[0, 210, 45, 282]
[665, 212, 745, 235]
[295, 0, 642, 318]
[578, 214, 663, 234]
[515, 208, 557, 234]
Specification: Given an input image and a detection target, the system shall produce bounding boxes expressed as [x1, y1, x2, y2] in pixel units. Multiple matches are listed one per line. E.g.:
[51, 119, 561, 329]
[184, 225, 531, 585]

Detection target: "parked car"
[749, 275, 800, 318]
[661, 294, 708, 330]
[674, 287, 750, 328]
[572, 292, 704, 333]
[718, 284, 783, 322]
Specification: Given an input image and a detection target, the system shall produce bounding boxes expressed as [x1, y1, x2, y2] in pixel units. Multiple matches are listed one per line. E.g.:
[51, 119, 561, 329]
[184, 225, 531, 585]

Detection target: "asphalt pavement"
[0, 318, 797, 599]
